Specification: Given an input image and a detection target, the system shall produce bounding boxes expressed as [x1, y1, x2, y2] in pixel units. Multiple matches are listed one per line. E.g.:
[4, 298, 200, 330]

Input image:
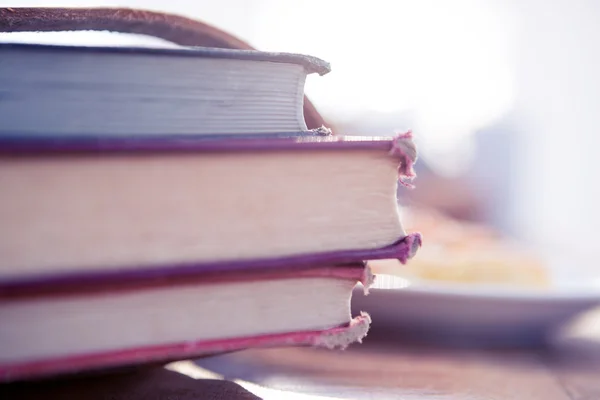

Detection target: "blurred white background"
[2, 0, 600, 269]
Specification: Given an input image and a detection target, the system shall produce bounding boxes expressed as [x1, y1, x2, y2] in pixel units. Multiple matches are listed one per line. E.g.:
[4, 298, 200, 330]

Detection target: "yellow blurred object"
[387, 207, 551, 288]
[399, 251, 550, 288]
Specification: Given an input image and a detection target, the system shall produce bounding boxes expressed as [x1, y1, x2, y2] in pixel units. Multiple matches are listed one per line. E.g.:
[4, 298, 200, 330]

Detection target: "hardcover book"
[0, 133, 420, 286]
[0, 8, 423, 385]
[0, 42, 329, 137]
[0, 263, 373, 382]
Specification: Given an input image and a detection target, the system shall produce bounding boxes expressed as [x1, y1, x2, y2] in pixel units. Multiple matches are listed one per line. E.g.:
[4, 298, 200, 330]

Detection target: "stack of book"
[0, 41, 420, 382]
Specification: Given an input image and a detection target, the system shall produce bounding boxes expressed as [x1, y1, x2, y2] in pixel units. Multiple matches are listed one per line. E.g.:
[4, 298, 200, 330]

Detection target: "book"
[0, 42, 329, 137]
[0, 133, 420, 285]
[0, 7, 329, 130]
[0, 10, 422, 385]
[0, 263, 373, 382]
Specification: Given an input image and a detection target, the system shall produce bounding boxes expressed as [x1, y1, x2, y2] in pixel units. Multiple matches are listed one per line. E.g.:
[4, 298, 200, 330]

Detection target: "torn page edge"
[359, 263, 375, 295]
[309, 125, 333, 136]
[389, 130, 418, 188]
[313, 313, 371, 350]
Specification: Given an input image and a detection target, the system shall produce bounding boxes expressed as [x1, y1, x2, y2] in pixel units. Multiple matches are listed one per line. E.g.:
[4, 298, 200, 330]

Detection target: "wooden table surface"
[3, 311, 600, 400]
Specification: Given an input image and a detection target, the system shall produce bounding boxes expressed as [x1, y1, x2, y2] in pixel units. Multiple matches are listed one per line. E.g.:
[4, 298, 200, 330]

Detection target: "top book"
[0, 43, 330, 137]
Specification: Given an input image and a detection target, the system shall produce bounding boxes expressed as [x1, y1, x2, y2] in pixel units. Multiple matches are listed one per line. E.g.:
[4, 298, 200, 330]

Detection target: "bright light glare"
[252, 0, 516, 174]
[166, 361, 344, 400]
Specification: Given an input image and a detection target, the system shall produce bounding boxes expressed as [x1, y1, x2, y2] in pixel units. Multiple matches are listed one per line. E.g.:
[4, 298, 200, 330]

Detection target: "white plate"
[352, 268, 600, 346]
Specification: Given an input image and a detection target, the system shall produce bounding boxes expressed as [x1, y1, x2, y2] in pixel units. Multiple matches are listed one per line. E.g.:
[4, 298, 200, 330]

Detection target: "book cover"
[0, 264, 373, 382]
[0, 133, 420, 292]
[0, 234, 420, 295]
[0, 42, 330, 76]
[1, 315, 372, 383]
[0, 6, 330, 130]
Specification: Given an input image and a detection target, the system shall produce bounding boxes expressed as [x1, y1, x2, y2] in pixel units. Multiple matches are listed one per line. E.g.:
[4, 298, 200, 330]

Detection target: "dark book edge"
[0, 234, 421, 295]
[0, 42, 331, 75]
[0, 132, 399, 154]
